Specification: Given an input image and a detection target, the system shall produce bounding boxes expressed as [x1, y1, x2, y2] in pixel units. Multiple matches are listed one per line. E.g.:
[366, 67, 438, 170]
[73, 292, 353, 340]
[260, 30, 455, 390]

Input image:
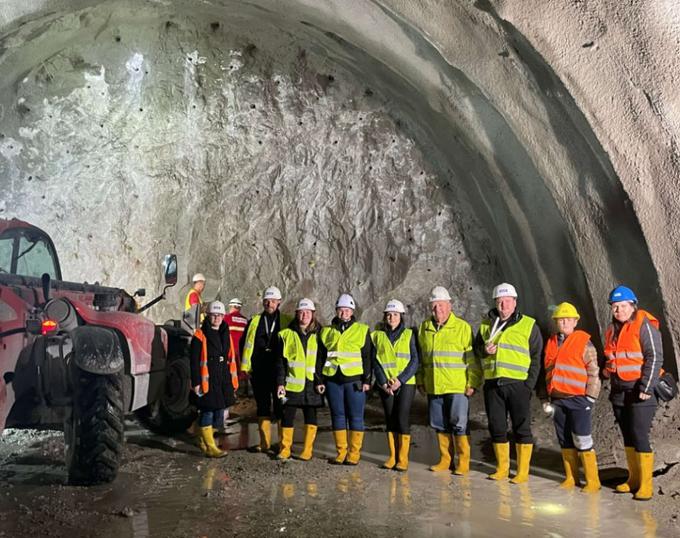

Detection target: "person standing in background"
[225, 298, 249, 395]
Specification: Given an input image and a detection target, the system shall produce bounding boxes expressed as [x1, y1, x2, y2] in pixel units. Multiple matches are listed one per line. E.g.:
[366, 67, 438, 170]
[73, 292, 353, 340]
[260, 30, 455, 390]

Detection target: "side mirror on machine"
[137, 254, 178, 314]
[163, 254, 178, 286]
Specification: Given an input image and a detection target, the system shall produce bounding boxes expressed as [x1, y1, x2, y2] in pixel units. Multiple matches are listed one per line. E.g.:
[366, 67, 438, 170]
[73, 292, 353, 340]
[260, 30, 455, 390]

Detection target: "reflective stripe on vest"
[417, 314, 474, 394]
[478, 315, 535, 381]
[279, 328, 318, 393]
[604, 310, 659, 381]
[194, 328, 238, 393]
[240, 312, 293, 373]
[544, 330, 590, 396]
[371, 329, 415, 385]
[320, 323, 369, 377]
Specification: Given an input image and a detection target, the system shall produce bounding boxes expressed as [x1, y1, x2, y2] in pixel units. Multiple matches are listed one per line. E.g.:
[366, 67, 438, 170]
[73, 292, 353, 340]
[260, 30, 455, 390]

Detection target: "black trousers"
[282, 405, 317, 427]
[252, 374, 283, 420]
[483, 381, 533, 444]
[612, 404, 656, 452]
[379, 384, 416, 434]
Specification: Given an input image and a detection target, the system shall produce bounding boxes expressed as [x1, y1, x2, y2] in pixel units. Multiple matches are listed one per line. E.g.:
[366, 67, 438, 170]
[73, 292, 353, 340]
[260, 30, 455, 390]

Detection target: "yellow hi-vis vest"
[320, 322, 369, 377]
[279, 329, 318, 393]
[241, 312, 293, 373]
[184, 288, 202, 311]
[478, 315, 535, 381]
[417, 314, 479, 394]
[371, 329, 415, 385]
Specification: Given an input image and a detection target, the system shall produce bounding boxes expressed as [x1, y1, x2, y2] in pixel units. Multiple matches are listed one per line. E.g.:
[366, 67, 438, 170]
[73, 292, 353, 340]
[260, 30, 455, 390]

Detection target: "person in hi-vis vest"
[474, 283, 543, 484]
[372, 299, 419, 471]
[542, 302, 601, 493]
[274, 298, 327, 461]
[240, 286, 292, 452]
[184, 273, 206, 331]
[603, 286, 663, 501]
[321, 294, 373, 465]
[189, 301, 236, 458]
[417, 286, 480, 476]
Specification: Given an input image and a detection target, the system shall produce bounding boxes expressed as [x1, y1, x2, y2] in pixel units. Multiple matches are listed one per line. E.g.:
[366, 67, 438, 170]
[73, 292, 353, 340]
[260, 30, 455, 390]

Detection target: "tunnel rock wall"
[0, 0, 496, 323]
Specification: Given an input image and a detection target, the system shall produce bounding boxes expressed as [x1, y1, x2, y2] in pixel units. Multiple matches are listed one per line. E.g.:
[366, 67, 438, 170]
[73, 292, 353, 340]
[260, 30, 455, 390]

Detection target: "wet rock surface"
[0, 396, 678, 537]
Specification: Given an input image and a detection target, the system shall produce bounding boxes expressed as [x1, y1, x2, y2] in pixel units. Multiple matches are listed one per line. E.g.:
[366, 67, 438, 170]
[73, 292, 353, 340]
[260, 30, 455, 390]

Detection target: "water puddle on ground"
[0, 422, 666, 537]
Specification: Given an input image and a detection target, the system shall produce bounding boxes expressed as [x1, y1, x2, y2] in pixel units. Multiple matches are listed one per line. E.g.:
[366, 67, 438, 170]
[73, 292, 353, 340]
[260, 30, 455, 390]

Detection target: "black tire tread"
[67, 372, 124, 485]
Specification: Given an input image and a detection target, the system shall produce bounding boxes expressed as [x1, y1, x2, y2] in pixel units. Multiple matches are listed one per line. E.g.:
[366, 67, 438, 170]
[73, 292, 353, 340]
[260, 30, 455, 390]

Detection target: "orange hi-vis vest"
[194, 328, 239, 394]
[544, 330, 591, 396]
[604, 309, 659, 382]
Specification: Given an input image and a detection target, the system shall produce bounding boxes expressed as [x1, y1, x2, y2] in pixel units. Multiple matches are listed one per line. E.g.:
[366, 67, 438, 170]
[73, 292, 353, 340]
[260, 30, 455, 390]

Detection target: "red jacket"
[225, 311, 248, 372]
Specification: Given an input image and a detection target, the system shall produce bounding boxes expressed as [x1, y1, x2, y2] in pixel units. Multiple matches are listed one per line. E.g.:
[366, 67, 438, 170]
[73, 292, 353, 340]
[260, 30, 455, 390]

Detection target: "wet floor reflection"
[0, 424, 667, 537]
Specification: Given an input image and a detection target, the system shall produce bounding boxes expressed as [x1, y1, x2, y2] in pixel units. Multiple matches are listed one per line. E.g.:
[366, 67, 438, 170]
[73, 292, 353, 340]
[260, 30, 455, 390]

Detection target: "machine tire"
[65, 370, 124, 485]
[135, 353, 196, 434]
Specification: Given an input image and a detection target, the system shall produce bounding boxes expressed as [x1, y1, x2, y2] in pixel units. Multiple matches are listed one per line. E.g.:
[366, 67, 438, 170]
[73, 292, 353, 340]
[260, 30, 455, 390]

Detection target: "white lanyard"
[487, 317, 508, 344]
[264, 315, 276, 338]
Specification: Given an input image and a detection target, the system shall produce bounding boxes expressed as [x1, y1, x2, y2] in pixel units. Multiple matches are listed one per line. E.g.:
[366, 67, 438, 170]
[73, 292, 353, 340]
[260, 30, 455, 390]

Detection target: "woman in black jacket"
[190, 301, 236, 458]
[275, 298, 327, 461]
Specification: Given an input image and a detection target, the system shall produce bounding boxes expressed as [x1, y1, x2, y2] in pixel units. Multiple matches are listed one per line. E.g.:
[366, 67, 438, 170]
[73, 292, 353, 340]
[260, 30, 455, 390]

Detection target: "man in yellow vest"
[240, 286, 292, 452]
[474, 282, 543, 483]
[184, 273, 206, 330]
[417, 286, 480, 475]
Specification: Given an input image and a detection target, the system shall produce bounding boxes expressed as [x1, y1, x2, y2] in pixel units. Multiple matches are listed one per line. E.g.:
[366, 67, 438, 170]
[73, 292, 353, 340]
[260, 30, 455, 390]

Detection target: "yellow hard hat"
[552, 302, 580, 320]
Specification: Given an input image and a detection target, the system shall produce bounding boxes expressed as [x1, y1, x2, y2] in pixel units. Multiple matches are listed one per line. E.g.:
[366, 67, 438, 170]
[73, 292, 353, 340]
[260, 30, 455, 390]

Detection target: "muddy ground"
[0, 394, 678, 537]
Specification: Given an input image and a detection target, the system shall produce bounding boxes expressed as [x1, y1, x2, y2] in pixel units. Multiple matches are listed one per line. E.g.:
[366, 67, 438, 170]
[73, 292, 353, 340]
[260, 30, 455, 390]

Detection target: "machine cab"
[0, 219, 61, 280]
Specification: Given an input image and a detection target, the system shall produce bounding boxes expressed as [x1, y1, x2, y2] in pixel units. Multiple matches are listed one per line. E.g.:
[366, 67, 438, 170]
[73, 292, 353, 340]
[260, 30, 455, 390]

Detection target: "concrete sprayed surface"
[0, 401, 676, 538]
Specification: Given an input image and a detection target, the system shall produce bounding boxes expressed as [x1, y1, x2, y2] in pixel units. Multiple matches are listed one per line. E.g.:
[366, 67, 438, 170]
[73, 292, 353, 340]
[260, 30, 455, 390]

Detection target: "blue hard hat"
[608, 285, 638, 304]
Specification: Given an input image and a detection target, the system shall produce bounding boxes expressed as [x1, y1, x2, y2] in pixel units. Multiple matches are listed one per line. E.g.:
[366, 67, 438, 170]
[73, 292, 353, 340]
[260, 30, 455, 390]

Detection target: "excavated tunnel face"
[0, 0, 665, 336]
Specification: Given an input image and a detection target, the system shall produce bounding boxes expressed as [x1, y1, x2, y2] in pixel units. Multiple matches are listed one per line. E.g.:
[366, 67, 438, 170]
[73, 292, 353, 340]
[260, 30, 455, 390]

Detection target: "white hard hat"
[492, 282, 518, 299]
[192, 273, 206, 283]
[429, 286, 452, 302]
[384, 299, 406, 314]
[208, 301, 226, 315]
[263, 286, 282, 300]
[296, 298, 316, 311]
[336, 293, 356, 310]
[228, 298, 242, 307]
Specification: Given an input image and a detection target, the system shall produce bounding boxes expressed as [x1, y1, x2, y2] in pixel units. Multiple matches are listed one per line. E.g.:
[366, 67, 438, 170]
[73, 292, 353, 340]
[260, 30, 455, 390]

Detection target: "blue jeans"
[199, 408, 225, 428]
[326, 380, 366, 431]
[428, 393, 469, 435]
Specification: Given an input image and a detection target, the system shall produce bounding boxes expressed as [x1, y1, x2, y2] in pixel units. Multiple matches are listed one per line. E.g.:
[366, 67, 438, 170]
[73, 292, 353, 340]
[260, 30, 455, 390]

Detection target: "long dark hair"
[290, 311, 320, 334]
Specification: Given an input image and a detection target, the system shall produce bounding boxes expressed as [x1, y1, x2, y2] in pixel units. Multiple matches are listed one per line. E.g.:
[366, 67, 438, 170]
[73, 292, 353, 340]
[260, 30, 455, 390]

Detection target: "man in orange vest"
[542, 302, 601, 492]
[190, 301, 237, 458]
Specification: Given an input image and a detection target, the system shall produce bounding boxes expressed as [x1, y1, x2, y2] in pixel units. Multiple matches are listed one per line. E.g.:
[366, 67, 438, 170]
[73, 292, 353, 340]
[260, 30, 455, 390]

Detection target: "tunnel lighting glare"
[536, 502, 567, 516]
[41, 319, 58, 335]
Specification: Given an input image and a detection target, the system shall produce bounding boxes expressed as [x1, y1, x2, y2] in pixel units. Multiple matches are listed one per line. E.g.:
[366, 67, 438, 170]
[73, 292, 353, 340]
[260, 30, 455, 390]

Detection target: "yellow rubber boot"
[453, 435, 471, 475]
[429, 433, 452, 472]
[634, 452, 654, 501]
[200, 426, 227, 458]
[510, 443, 533, 484]
[383, 432, 397, 469]
[395, 434, 411, 472]
[488, 442, 510, 480]
[579, 450, 601, 493]
[345, 430, 365, 465]
[277, 427, 294, 460]
[332, 430, 348, 464]
[616, 446, 640, 493]
[560, 448, 580, 488]
[257, 417, 272, 452]
[298, 424, 317, 461]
